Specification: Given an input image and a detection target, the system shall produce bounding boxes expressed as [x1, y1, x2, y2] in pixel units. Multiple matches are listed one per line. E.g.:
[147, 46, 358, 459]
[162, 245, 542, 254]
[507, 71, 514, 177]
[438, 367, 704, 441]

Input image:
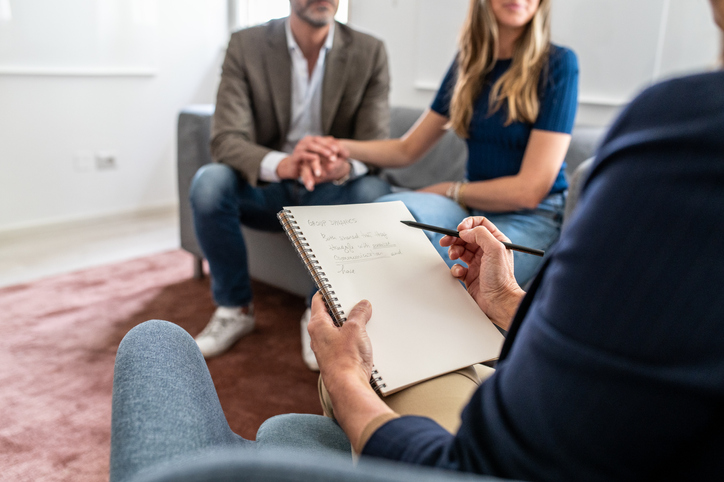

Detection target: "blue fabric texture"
[190, 163, 391, 306]
[364, 70, 724, 481]
[430, 45, 579, 194]
[110, 320, 352, 482]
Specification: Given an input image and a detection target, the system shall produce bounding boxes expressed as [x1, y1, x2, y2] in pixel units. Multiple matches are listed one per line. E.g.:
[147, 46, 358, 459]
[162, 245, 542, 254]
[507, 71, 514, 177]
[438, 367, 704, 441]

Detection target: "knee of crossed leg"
[189, 163, 239, 216]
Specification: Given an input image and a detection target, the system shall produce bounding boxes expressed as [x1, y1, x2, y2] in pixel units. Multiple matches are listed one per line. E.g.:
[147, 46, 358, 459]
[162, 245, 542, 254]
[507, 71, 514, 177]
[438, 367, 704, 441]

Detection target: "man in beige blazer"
[189, 0, 392, 368]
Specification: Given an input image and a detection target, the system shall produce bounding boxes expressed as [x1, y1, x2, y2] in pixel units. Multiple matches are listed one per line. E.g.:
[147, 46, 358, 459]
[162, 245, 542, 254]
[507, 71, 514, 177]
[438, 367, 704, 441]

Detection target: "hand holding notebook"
[278, 201, 505, 396]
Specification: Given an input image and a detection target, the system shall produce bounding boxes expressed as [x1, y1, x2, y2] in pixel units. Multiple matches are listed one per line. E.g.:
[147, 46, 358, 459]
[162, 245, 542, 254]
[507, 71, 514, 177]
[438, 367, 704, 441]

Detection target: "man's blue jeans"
[110, 320, 352, 482]
[190, 163, 392, 307]
[376, 191, 565, 287]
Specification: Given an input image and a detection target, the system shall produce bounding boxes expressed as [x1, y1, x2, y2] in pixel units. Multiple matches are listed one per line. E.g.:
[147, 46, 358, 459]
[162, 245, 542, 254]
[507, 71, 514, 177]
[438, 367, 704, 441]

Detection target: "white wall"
[349, 0, 721, 126]
[0, 0, 227, 232]
[0, 0, 720, 234]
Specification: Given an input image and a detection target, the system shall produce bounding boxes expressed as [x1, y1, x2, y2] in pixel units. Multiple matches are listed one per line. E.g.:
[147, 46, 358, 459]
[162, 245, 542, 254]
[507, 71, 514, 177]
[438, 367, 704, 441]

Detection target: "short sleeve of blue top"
[431, 45, 578, 194]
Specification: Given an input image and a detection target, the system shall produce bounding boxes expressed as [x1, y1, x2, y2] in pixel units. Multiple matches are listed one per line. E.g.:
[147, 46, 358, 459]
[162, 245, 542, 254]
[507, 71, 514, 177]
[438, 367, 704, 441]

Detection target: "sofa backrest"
[379, 107, 468, 190]
[380, 106, 605, 191]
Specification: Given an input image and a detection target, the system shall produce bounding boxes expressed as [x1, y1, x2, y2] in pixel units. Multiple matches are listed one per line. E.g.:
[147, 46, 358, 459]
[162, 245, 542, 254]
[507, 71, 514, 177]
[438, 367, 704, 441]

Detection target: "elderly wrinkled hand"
[308, 292, 374, 386]
[440, 216, 525, 330]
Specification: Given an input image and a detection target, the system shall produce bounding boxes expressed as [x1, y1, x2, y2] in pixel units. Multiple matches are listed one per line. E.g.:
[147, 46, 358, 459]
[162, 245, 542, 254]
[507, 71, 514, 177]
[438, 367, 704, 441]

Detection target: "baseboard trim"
[0, 204, 178, 241]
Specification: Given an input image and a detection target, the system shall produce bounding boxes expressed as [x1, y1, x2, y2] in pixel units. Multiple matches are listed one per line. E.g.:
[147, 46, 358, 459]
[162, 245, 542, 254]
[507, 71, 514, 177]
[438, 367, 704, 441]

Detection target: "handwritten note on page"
[280, 201, 505, 395]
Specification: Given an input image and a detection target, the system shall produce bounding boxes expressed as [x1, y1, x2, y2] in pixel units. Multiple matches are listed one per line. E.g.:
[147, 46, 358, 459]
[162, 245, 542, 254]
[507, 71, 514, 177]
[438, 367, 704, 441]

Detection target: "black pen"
[400, 220, 545, 257]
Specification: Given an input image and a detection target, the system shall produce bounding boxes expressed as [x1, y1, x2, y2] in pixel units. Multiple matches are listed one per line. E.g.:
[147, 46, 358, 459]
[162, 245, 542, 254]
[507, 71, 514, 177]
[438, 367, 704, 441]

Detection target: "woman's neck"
[497, 25, 524, 59]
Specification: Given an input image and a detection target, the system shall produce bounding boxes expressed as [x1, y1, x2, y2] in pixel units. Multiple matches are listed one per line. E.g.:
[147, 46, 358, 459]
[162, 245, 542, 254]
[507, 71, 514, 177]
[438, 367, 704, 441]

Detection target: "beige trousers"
[319, 364, 496, 434]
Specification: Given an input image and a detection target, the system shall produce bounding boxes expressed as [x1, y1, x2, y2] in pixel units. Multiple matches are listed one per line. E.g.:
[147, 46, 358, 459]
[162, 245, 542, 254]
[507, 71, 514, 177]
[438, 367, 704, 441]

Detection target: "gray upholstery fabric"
[563, 125, 603, 175]
[378, 107, 467, 189]
[562, 156, 595, 228]
[176, 105, 606, 296]
[177, 104, 215, 262]
[133, 447, 515, 482]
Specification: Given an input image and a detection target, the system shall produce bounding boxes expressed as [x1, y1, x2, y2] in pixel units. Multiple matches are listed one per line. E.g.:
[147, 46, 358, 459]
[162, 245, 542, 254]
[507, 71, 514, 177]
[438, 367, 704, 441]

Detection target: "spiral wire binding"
[277, 210, 348, 326]
[370, 368, 387, 393]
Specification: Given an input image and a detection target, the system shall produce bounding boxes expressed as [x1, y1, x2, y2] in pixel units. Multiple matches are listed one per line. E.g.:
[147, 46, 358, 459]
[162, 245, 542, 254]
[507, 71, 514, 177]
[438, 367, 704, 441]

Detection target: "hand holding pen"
[403, 217, 527, 329]
[401, 220, 544, 256]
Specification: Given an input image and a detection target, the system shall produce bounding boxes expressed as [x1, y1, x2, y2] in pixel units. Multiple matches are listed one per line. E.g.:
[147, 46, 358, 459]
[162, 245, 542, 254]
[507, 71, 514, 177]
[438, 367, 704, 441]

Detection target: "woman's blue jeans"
[376, 191, 566, 287]
[190, 164, 392, 307]
[110, 320, 352, 482]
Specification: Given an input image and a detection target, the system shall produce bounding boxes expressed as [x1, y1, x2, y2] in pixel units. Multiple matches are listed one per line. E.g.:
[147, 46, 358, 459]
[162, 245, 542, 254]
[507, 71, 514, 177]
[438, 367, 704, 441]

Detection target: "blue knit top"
[430, 45, 579, 194]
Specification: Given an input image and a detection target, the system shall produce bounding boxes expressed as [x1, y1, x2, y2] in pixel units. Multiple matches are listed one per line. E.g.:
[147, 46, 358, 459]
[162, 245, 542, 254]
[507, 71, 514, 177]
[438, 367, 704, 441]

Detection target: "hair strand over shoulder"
[448, 0, 552, 137]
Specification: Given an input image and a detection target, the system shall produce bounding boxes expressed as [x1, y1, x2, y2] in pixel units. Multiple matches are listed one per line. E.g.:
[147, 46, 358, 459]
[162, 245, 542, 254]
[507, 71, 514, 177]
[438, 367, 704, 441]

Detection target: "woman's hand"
[441, 217, 526, 330]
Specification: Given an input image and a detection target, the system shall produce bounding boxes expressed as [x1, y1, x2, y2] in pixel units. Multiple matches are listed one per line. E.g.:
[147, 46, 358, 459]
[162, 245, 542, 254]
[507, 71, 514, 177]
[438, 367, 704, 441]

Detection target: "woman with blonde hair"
[339, 0, 578, 286]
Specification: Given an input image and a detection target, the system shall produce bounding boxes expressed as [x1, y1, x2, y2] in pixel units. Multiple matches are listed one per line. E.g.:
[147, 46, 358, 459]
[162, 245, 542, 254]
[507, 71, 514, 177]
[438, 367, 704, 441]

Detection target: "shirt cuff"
[260, 151, 287, 183]
[356, 412, 400, 454]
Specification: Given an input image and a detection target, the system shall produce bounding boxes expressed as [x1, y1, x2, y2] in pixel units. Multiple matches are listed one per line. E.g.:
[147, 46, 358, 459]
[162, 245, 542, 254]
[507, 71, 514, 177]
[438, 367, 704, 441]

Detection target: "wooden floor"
[0, 206, 179, 288]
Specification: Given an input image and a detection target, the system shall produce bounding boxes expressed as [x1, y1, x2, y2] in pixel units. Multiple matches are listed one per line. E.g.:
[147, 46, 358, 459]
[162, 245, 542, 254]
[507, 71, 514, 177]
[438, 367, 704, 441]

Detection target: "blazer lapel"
[264, 20, 292, 141]
[322, 23, 351, 134]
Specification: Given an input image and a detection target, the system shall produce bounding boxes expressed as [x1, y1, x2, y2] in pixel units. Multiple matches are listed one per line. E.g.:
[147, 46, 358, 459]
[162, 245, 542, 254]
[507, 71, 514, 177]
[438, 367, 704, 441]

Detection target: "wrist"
[488, 285, 526, 330]
[333, 159, 354, 186]
[446, 181, 469, 210]
[323, 363, 371, 395]
[323, 368, 395, 453]
[275, 156, 294, 180]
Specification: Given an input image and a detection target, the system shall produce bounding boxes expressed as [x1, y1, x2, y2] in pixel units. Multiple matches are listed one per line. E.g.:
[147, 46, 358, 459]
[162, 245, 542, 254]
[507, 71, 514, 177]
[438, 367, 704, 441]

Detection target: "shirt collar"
[285, 18, 335, 54]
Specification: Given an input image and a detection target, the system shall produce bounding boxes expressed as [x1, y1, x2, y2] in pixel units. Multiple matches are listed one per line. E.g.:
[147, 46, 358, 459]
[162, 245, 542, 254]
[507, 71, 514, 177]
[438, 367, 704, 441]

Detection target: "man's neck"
[289, 15, 331, 65]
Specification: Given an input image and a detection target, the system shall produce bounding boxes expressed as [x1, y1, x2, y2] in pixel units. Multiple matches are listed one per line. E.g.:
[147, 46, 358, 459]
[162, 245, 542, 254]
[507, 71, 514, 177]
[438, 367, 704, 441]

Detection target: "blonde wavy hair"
[448, 0, 552, 136]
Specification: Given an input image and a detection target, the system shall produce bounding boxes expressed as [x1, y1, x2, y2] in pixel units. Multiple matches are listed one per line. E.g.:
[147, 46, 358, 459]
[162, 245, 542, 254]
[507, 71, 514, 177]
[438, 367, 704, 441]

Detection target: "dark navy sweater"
[364, 70, 724, 481]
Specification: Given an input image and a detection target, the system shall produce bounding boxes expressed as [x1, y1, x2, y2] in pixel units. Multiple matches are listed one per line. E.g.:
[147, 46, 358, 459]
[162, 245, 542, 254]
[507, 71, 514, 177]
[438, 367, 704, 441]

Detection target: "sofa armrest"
[564, 125, 605, 179]
[177, 104, 215, 259]
[562, 156, 594, 229]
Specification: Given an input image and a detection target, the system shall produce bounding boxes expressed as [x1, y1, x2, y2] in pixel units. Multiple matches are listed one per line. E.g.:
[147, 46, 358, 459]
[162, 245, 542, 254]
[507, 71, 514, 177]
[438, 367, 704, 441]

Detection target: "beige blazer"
[210, 18, 391, 186]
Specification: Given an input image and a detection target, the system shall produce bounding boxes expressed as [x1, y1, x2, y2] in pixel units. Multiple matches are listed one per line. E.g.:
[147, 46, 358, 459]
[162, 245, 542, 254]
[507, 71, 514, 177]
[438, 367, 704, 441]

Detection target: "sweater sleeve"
[533, 46, 579, 133]
[362, 416, 458, 467]
[429, 58, 458, 118]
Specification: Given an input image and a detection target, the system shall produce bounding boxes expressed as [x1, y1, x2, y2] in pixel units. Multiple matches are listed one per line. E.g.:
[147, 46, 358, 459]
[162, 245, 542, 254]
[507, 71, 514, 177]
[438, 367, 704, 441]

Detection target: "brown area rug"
[0, 250, 319, 481]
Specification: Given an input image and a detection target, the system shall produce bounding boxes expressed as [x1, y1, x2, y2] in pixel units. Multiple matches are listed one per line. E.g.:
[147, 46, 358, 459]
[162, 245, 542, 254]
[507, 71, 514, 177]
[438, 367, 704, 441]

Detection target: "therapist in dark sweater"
[311, 2, 724, 480]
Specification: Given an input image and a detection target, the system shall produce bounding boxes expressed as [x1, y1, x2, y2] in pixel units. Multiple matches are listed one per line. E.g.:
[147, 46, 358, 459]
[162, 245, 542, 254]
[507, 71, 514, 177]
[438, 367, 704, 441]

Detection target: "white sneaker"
[195, 305, 255, 358]
[300, 308, 319, 371]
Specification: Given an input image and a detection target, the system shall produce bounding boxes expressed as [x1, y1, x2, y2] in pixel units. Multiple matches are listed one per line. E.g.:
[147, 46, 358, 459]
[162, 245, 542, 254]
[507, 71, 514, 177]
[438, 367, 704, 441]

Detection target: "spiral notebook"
[277, 201, 505, 396]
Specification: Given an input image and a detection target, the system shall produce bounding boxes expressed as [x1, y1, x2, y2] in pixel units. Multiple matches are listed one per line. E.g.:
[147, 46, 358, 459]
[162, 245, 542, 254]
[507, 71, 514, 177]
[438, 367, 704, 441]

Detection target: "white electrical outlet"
[95, 151, 117, 170]
[73, 151, 94, 172]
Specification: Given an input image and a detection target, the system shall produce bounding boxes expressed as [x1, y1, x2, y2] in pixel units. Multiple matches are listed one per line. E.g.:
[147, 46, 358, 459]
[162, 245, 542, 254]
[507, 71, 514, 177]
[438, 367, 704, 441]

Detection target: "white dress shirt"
[259, 19, 367, 183]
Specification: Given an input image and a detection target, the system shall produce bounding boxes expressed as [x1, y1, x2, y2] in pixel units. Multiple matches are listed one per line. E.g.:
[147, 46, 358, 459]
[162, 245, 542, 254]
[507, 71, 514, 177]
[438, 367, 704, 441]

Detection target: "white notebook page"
[283, 201, 505, 395]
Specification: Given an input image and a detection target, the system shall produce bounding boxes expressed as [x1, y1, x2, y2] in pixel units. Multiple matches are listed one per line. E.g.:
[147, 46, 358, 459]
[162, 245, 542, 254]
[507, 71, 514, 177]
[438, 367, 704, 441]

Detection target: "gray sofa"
[177, 105, 603, 297]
